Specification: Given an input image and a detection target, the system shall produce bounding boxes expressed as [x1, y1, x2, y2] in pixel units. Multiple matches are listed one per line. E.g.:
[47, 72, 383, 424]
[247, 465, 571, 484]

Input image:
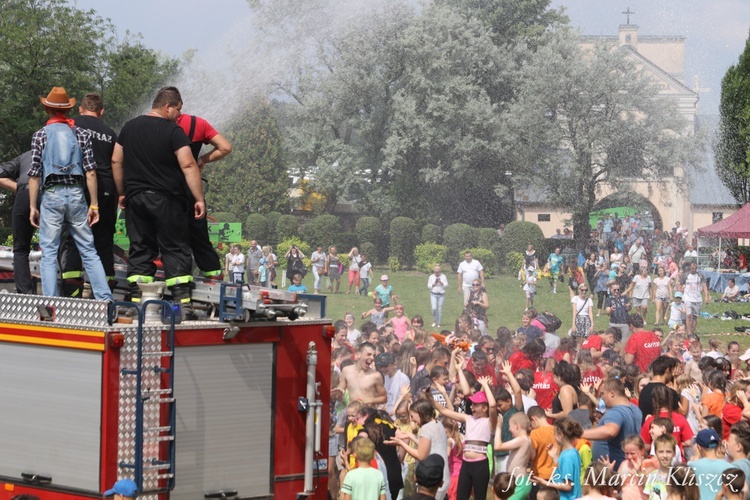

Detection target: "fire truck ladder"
[113, 300, 177, 495]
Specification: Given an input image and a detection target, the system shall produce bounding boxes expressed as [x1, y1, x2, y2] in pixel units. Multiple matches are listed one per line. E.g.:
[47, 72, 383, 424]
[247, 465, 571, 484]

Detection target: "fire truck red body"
[0, 292, 331, 500]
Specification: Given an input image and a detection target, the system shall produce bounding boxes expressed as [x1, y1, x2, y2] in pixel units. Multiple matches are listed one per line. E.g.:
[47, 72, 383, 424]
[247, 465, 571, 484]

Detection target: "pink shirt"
[391, 315, 410, 342]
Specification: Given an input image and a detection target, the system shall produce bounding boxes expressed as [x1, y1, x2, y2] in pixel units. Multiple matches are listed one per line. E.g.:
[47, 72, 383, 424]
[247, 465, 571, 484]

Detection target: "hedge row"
[237, 214, 552, 274]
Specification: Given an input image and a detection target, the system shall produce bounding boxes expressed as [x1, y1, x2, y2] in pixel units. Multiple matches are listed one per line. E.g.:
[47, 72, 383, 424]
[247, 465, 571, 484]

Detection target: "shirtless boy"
[333, 342, 387, 406]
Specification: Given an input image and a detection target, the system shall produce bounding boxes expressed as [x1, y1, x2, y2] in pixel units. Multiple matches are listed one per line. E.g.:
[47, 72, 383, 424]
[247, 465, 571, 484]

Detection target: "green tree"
[99, 35, 180, 129]
[716, 30, 750, 204]
[205, 101, 289, 219]
[0, 0, 109, 157]
[0, 0, 179, 226]
[501, 28, 698, 248]
[435, 0, 567, 47]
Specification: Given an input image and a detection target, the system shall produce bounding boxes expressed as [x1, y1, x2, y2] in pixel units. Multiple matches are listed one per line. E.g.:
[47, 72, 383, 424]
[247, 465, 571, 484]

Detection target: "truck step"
[143, 462, 171, 471]
[141, 351, 173, 357]
[144, 435, 175, 442]
[144, 426, 172, 433]
[143, 397, 175, 404]
[143, 388, 173, 396]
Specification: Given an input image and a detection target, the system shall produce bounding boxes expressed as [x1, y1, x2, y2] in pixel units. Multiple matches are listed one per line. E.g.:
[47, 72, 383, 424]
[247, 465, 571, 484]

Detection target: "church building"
[514, 12, 739, 237]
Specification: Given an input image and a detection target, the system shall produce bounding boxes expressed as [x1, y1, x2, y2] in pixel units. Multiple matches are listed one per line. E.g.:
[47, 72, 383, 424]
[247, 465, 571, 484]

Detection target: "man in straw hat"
[111, 86, 204, 305]
[28, 86, 113, 301]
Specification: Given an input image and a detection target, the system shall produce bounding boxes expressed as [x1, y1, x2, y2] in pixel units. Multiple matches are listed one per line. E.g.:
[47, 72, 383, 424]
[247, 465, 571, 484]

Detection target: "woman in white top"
[652, 266, 672, 326]
[386, 399, 451, 499]
[609, 249, 623, 265]
[571, 283, 594, 340]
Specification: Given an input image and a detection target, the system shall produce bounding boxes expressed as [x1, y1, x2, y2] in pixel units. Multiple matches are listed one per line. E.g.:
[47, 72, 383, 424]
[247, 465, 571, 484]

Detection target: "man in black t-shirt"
[638, 356, 682, 417]
[111, 86, 205, 304]
[59, 93, 118, 297]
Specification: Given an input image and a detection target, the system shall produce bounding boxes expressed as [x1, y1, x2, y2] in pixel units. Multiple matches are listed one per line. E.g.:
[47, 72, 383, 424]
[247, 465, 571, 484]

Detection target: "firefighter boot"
[129, 282, 142, 303]
[62, 278, 85, 298]
[170, 284, 198, 320]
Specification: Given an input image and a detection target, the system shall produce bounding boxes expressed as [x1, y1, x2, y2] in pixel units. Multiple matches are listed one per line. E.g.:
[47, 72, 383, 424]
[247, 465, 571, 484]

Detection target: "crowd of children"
[329, 295, 750, 500]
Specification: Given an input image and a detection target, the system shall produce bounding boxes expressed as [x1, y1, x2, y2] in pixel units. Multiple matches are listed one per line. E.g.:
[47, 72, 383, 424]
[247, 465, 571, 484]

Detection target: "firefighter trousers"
[187, 207, 221, 276]
[59, 175, 118, 280]
[125, 191, 193, 284]
[12, 185, 35, 294]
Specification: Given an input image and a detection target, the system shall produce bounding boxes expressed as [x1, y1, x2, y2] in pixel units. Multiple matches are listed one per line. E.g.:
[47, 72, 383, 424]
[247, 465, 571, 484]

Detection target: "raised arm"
[499, 361, 523, 411]
[430, 391, 468, 423]
[478, 377, 497, 429]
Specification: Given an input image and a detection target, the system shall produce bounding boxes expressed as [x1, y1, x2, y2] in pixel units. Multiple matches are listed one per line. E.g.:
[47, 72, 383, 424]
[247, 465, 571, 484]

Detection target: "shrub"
[209, 211, 236, 223]
[360, 241, 378, 264]
[339, 253, 350, 269]
[422, 224, 441, 244]
[497, 221, 546, 266]
[265, 211, 282, 244]
[389, 217, 419, 267]
[414, 243, 448, 273]
[276, 214, 299, 241]
[276, 237, 312, 270]
[388, 256, 401, 273]
[334, 232, 359, 255]
[462, 247, 495, 278]
[443, 223, 479, 266]
[244, 213, 268, 241]
[355, 216, 383, 245]
[302, 215, 341, 249]
[506, 251, 525, 275]
[478, 228, 500, 249]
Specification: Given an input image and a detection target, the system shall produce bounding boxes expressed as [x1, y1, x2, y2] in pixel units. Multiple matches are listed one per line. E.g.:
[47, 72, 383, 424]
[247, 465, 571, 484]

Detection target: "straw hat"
[40, 86, 76, 109]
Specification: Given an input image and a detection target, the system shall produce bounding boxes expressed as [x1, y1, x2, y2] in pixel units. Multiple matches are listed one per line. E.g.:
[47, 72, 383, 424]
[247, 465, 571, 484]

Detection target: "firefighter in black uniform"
[0, 150, 36, 294]
[176, 111, 232, 279]
[59, 93, 119, 297]
[111, 86, 204, 304]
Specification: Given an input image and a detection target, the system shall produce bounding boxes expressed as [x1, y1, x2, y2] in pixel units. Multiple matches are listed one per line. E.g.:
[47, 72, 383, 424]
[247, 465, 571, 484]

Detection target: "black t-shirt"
[638, 382, 680, 417]
[74, 115, 117, 176]
[117, 115, 191, 198]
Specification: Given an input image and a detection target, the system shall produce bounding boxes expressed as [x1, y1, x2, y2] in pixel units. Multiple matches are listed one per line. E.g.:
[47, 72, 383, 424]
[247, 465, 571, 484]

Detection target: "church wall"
[690, 206, 740, 235]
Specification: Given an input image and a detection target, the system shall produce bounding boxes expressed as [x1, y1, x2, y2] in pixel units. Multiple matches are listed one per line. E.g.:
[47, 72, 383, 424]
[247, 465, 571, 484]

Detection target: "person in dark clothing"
[0, 151, 36, 294]
[358, 407, 405, 500]
[111, 86, 204, 304]
[59, 93, 118, 297]
[638, 355, 682, 418]
[406, 454, 445, 499]
[175, 111, 231, 279]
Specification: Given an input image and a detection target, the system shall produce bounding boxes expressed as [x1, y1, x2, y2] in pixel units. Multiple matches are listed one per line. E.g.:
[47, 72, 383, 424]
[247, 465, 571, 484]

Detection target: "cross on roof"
[622, 7, 635, 25]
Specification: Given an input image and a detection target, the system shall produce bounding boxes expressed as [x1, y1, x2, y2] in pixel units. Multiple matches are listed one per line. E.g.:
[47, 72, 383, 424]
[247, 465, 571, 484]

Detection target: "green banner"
[208, 222, 242, 244]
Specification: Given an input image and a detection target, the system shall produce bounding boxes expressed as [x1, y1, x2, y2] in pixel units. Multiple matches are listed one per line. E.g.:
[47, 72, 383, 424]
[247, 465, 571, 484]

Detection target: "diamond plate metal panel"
[117, 324, 167, 500]
[0, 292, 109, 326]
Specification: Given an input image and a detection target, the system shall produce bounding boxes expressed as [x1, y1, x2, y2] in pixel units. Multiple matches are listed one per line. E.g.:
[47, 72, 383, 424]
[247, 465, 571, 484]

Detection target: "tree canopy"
[716, 29, 750, 205]
[0, 0, 179, 225]
[500, 28, 697, 247]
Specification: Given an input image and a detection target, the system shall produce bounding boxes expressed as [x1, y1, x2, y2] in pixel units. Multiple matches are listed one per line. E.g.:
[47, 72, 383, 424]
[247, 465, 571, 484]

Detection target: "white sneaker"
[431, 323, 436, 327]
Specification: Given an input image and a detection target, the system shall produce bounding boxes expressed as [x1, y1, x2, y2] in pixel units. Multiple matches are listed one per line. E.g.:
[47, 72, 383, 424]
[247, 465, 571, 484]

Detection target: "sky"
[550, 0, 750, 115]
[76, 0, 749, 116]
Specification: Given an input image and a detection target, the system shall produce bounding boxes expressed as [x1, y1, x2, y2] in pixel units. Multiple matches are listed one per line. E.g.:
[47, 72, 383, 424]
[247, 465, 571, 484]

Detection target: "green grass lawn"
[292, 268, 750, 348]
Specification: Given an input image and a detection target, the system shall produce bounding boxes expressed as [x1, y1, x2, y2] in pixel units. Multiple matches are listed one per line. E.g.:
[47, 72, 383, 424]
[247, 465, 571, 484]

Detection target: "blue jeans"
[358, 277, 370, 296]
[39, 185, 113, 301]
[430, 293, 445, 325]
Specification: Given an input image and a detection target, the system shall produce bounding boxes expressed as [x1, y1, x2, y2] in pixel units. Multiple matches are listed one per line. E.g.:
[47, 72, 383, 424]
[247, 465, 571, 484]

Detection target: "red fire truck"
[0, 290, 331, 500]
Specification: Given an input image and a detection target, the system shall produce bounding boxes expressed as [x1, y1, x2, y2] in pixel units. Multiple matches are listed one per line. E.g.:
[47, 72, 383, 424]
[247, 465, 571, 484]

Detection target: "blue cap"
[104, 479, 138, 497]
[695, 428, 720, 448]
